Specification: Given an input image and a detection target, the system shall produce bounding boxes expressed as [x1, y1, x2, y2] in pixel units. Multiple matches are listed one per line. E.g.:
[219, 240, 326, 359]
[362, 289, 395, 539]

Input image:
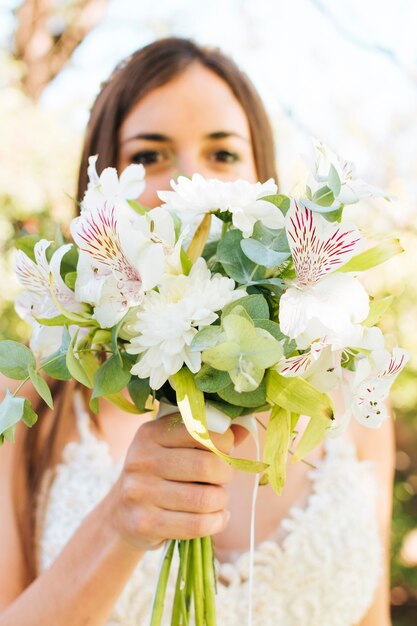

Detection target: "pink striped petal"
[71, 203, 141, 285]
[286, 199, 363, 286]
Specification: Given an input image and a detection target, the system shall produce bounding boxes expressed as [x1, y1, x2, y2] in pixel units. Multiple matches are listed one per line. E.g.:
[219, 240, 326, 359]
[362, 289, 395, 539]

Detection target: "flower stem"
[150, 539, 176, 626]
[202, 536, 217, 625]
[192, 538, 205, 626]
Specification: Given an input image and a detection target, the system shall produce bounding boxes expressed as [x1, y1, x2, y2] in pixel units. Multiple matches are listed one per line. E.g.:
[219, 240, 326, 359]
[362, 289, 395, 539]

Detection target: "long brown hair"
[17, 36, 279, 582]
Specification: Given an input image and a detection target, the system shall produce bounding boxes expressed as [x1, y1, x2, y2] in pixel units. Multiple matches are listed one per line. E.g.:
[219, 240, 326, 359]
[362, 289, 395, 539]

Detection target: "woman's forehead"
[119, 64, 251, 144]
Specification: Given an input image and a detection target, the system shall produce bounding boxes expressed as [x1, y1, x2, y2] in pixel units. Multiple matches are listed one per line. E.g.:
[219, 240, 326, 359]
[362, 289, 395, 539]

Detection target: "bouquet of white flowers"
[0, 140, 408, 625]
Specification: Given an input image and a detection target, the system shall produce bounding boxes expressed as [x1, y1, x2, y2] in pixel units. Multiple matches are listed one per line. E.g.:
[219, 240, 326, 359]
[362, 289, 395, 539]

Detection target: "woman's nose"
[174, 152, 209, 179]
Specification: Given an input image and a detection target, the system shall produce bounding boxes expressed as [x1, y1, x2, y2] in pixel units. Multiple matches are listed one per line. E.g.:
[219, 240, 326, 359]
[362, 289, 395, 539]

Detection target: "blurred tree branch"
[13, 0, 107, 100]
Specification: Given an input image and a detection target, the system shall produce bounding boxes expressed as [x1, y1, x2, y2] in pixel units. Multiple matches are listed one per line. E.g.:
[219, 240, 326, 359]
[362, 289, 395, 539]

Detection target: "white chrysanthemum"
[126, 258, 244, 389]
[158, 173, 283, 237]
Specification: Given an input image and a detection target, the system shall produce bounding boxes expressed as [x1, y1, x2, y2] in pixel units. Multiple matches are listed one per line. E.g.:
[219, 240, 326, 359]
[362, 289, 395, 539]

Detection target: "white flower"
[276, 340, 343, 393]
[346, 348, 408, 429]
[279, 200, 369, 348]
[81, 155, 146, 215]
[14, 239, 82, 358]
[126, 258, 244, 389]
[158, 173, 283, 238]
[71, 204, 175, 328]
[304, 140, 396, 212]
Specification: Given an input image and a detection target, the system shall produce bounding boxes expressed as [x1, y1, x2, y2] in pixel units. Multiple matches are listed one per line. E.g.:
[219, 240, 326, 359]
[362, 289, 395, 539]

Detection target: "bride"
[0, 37, 393, 625]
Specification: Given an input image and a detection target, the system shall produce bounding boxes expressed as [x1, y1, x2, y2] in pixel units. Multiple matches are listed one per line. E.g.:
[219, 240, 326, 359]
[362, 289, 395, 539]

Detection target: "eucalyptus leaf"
[0, 341, 36, 380]
[173, 368, 268, 473]
[23, 399, 38, 427]
[0, 390, 25, 443]
[92, 354, 132, 399]
[194, 365, 231, 393]
[128, 377, 152, 412]
[262, 194, 291, 214]
[40, 327, 71, 381]
[217, 380, 266, 408]
[240, 238, 291, 268]
[28, 366, 53, 409]
[221, 294, 269, 321]
[216, 229, 265, 282]
[66, 331, 93, 388]
[327, 164, 341, 196]
[312, 185, 335, 207]
[190, 326, 223, 352]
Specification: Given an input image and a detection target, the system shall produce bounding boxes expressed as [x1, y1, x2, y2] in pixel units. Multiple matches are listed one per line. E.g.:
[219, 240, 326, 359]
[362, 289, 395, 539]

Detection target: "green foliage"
[0, 340, 36, 379]
[216, 229, 265, 282]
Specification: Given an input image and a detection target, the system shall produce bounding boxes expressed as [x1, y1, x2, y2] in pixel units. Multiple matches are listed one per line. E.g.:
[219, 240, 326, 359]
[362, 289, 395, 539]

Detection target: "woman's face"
[118, 62, 258, 208]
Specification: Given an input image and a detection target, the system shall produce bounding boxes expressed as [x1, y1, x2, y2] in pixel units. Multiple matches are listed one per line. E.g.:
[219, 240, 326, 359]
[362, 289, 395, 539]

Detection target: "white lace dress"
[36, 399, 384, 626]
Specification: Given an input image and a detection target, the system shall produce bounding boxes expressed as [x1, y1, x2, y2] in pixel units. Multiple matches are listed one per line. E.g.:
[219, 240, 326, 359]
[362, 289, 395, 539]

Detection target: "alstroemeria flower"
[158, 173, 283, 238]
[71, 204, 175, 328]
[346, 348, 408, 428]
[81, 155, 146, 215]
[276, 340, 343, 393]
[126, 258, 243, 389]
[14, 239, 82, 358]
[304, 140, 396, 212]
[279, 200, 369, 349]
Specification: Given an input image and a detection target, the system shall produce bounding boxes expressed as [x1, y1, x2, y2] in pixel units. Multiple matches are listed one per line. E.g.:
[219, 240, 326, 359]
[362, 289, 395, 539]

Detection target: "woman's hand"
[109, 414, 236, 552]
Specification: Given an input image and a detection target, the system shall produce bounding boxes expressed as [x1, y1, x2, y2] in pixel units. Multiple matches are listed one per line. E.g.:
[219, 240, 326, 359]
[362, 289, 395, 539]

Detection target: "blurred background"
[0, 0, 416, 622]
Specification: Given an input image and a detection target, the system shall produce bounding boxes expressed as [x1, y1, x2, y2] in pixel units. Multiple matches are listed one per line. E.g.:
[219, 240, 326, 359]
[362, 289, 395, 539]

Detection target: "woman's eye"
[212, 150, 240, 164]
[131, 150, 163, 165]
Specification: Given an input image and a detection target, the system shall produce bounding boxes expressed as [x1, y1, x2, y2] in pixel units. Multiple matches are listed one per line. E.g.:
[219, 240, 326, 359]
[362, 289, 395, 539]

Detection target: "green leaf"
[266, 370, 334, 422]
[66, 331, 93, 388]
[240, 238, 291, 268]
[103, 391, 141, 413]
[28, 366, 53, 409]
[327, 164, 341, 196]
[0, 341, 36, 380]
[338, 239, 403, 273]
[253, 319, 285, 341]
[173, 368, 268, 473]
[15, 235, 42, 263]
[262, 194, 291, 214]
[22, 399, 38, 427]
[194, 365, 231, 393]
[203, 314, 283, 392]
[222, 294, 269, 321]
[261, 406, 291, 495]
[40, 327, 72, 381]
[312, 185, 335, 207]
[127, 199, 147, 215]
[207, 399, 246, 419]
[190, 326, 223, 352]
[217, 379, 266, 408]
[128, 377, 152, 412]
[0, 390, 25, 443]
[60, 244, 79, 275]
[216, 229, 265, 282]
[92, 354, 132, 399]
[291, 415, 330, 463]
[363, 296, 394, 327]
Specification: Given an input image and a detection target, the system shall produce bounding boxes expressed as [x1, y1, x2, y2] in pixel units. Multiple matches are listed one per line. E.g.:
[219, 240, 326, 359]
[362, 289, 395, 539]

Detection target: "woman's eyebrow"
[121, 131, 249, 144]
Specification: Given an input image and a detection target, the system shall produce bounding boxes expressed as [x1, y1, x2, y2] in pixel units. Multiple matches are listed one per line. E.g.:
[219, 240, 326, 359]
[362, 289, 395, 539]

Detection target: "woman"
[0, 37, 393, 625]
